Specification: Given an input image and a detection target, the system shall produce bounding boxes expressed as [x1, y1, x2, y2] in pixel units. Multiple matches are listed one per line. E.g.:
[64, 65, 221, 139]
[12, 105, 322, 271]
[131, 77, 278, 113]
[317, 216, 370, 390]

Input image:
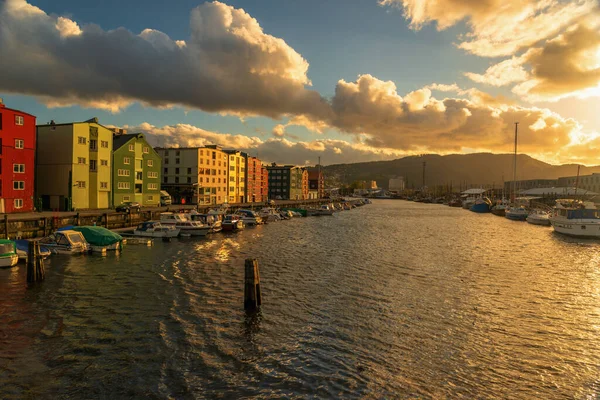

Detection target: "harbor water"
[1, 200, 600, 398]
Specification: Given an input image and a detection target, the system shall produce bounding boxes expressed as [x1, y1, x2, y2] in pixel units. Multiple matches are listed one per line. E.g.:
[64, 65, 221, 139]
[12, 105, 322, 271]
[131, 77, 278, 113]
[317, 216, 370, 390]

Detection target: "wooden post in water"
[103, 213, 108, 228]
[4, 215, 8, 239]
[244, 258, 262, 311]
[75, 212, 81, 226]
[26, 241, 44, 283]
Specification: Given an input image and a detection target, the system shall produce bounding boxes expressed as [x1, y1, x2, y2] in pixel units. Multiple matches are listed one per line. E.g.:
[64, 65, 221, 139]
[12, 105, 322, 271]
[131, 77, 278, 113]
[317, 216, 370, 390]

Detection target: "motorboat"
[505, 206, 529, 221]
[134, 221, 180, 238]
[448, 199, 462, 207]
[469, 197, 492, 213]
[259, 207, 281, 222]
[188, 213, 222, 233]
[222, 215, 245, 231]
[0, 240, 19, 268]
[550, 200, 600, 237]
[527, 209, 551, 226]
[39, 230, 90, 254]
[315, 204, 335, 216]
[160, 212, 210, 236]
[237, 209, 263, 226]
[15, 240, 52, 262]
[72, 226, 124, 252]
[491, 200, 509, 217]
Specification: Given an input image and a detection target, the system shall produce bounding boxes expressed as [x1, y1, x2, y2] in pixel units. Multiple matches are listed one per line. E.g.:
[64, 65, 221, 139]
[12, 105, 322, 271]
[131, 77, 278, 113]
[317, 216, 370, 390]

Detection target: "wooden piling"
[4, 215, 8, 239]
[244, 258, 262, 311]
[75, 212, 81, 226]
[103, 213, 108, 228]
[26, 241, 44, 283]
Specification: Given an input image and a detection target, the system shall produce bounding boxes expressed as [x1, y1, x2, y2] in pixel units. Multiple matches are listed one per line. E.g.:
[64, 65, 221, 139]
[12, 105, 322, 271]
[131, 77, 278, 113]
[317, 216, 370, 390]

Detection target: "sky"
[1, 0, 599, 165]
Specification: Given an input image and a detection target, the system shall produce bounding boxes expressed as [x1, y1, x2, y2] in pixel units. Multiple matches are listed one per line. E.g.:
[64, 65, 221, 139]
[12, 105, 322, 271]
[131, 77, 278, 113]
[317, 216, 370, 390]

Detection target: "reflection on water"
[1, 200, 600, 398]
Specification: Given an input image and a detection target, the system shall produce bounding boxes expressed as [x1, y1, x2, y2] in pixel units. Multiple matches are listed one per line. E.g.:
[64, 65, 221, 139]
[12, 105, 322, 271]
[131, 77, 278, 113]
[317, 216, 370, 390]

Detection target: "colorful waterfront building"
[301, 168, 309, 200]
[246, 156, 266, 203]
[155, 146, 229, 205]
[267, 164, 305, 200]
[224, 150, 246, 204]
[0, 99, 36, 213]
[111, 131, 161, 207]
[36, 118, 112, 211]
[261, 166, 269, 202]
[307, 167, 325, 199]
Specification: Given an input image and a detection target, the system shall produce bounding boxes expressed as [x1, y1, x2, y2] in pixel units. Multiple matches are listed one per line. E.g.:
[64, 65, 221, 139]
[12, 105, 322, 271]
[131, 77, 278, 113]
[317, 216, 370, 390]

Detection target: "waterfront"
[1, 200, 600, 399]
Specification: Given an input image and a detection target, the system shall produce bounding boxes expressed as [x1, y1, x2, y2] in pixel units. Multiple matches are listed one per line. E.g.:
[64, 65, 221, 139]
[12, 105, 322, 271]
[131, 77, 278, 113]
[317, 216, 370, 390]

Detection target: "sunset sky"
[1, 0, 599, 165]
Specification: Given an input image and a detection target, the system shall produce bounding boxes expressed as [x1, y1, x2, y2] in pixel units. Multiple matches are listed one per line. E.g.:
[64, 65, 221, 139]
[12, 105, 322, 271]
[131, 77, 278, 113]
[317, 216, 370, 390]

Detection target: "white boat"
[160, 213, 210, 236]
[527, 209, 551, 226]
[550, 200, 600, 237]
[237, 209, 263, 225]
[134, 221, 180, 238]
[314, 204, 335, 216]
[0, 240, 19, 268]
[259, 207, 281, 222]
[188, 212, 223, 233]
[38, 230, 90, 254]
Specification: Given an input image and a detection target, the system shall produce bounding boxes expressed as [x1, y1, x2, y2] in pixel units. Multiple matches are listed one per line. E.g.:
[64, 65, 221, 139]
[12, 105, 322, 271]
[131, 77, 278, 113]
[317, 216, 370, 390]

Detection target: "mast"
[575, 164, 581, 198]
[512, 122, 519, 203]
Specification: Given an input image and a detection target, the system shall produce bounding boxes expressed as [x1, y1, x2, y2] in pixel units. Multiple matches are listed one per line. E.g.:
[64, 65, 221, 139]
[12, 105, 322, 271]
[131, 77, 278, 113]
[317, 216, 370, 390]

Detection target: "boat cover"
[0, 239, 15, 257]
[71, 226, 123, 246]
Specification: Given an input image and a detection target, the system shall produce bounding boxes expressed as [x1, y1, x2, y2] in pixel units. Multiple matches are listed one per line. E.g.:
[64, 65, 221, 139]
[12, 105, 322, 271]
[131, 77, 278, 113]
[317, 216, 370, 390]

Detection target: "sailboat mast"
[512, 122, 519, 202]
[575, 164, 581, 198]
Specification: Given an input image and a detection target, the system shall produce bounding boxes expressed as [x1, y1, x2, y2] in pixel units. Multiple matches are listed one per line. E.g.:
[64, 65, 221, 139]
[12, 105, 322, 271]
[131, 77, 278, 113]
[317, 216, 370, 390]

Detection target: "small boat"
[222, 215, 245, 231]
[39, 230, 90, 254]
[469, 197, 492, 213]
[549, 200, 600, 237]
[237, 209, 263, 225]
[160, 212, 211, 236]
[259, 208, 282, 222]
[72, 226, 124, 252]
[16, 240, 52, 261]
[0, 239, 19, 268]
[314, 204, 335, 216]
[188, 213, 223, 233]
[134, 221, 180, 238]
[448, 199, 462, 207]
[491, 200, 509, 217]
[527, 209, 551, 226]
[505, 206, 529, 221]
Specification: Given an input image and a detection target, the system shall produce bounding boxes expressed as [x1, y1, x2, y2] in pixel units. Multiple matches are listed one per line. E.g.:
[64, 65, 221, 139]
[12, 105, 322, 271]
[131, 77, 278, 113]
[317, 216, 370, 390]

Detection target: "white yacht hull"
[179, 227, 210, 237]
[0, 254, 18, 268]
[550, 219, 600, 237]
[526, 215, 551, 226]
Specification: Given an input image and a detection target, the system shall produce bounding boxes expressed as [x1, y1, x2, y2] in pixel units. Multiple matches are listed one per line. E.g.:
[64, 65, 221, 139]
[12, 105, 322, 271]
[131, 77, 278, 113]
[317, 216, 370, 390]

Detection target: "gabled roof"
[113, 133, 144, 151]
[462, 188, 487, 195]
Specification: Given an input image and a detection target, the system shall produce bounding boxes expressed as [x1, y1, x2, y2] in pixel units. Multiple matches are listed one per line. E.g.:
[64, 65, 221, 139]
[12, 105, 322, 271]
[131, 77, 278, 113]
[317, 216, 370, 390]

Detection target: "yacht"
[237, 209, 263, 225]
[526, 209, 551, 226]
[160, 213, 211, 236]
[550, 200, 600, 237]
[134, 221, 180, 238]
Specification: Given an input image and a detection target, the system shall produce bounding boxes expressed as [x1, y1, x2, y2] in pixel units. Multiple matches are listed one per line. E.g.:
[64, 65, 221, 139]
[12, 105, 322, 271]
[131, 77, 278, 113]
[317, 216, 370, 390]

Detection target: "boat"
[237, 209, 263, 225]
[505, 206, 529, 221]
[15, 240, 52, 261]
[448, 199, 462, 207]
[0, 239, 19, 268]
[469, 197, 492, 213]
[527, 209, 551, 226]
[133, 221, 180, 238]
[314, 204, 335, 216]
[39, 230, 90, 254]
[160, 212, 210, 236]
[72, 226, 124, 252]
[549, 200, 600, 237]
[491, 200, 509, 216]
[222, 214, 244, 231]
[188, 213, 223, 233]
[259, 207, 281, 222]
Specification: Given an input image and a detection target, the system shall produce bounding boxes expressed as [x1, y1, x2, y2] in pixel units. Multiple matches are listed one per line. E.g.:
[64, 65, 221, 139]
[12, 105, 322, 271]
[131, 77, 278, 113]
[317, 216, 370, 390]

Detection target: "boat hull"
[469, 203, 491, 213]
[133, 230, 180, 238]
[491, 208, 506, 217]
[527, 216, 551, 226]
[90, 242, 122, 252]
[505, 213, 528, 221]
[550, 219, 600, 237]
[179, 227, 210, 237]
[0, 254, 19, 268]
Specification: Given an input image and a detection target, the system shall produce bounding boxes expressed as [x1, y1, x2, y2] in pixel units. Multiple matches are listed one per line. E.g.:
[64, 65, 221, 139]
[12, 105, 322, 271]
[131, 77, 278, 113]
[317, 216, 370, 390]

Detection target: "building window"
[128, 144, 134, 151]
[163, 167, 168, 175]
[123, 196, 131, 201]
[175, 150, 180, 156]
[15, 115, 24, 126]
[118, 169, 130, 176]
[77, 157, 86, 164]
[148, 183, 158, 190]
[118, 182, 130, 189]
[0, 114, 2, 130]
[187, 177, 192, 184]
[175, 177, 179, 183]
[76, 181, 86, 189]
[230, 166, 235, 171]
[187, 167, 192, 174]
[124, 157, 130, 165]
[175, 158, 180, 164]
[15, 139, 24, 149]
[90, 140, 97, 150]
[230, 186, 234, 192]
[148, 195, 154, 201]
[13, 199, 23, 209]
[101, 140, 109, 148]
[77, 136, 87, 145]
[163, 176, 168, 183]
[143, 146, 149, 154]
[11, 181, 24, 191]
[230, 177, 235, 182]
[175, 168, 180, 174]
[136, 171, 143, 180]
[165, 158, 169, 164]
[90, 160, 97, 171]
[100, 182, 108, 189]
[100, 159, 108, 166]
[147, 160, 153, 167]
[230, 156, 235, 161]
[13, 164, 25, 173]
[148, 172, 158, 178]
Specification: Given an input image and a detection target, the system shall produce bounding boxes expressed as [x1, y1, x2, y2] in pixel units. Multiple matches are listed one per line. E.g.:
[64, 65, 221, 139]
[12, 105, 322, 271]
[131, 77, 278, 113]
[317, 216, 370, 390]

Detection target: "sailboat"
[505, 122, 528, 221]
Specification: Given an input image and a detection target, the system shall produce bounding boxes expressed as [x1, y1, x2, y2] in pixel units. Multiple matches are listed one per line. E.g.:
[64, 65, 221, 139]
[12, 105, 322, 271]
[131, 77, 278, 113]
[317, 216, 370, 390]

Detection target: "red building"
[261, 166, 269, 202]
[246, 156, 269, 203]
[308, 167, 324, 199]
[0, 100, 36, 213]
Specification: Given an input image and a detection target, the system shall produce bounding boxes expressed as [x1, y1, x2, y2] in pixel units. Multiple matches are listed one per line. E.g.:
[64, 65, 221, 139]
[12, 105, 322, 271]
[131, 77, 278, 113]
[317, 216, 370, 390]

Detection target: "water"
[1, 200, 600, 399]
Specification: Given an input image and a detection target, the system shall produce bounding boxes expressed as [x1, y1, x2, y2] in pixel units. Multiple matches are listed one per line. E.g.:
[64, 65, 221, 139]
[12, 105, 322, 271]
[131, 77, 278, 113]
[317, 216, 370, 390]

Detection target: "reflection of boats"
[237, 209, 263, 225]
[550, 200, 600, 237]
[16, 240, 52, 261]
[134, 221, 180, 237]
[469, 197, 492, 213]
[527, 209, 551, 226]
[0, 240, 19, 268]
[222, 215, 245, 231]
[39, 230, 90, 254]
[72, 226, 123, 252]
[160, 212, 210, 236]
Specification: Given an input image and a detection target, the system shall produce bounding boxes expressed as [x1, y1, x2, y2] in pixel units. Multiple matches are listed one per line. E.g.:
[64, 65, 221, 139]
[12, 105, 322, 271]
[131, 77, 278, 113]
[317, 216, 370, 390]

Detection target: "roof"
[519, 187, 599, 196]
[113, 133, 144, 150]
[462, 188, 487, 195]
[0, 105, 36, 118]
[36, 117, 113, 131]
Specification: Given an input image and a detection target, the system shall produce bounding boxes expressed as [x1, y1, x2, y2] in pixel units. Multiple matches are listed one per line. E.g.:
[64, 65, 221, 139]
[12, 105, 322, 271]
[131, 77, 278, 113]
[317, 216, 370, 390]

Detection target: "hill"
[323, 153, 600, 189]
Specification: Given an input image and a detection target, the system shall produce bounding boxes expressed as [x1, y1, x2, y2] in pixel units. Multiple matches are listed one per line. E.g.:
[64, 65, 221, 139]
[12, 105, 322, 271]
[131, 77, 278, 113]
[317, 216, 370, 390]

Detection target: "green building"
[112, 132, 161, 207]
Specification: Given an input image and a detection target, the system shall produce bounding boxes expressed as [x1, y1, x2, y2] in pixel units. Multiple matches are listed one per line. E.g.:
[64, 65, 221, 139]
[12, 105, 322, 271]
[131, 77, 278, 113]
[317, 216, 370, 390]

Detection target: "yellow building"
[156, 145, 229, 205]
[36, 118, 112, 211]
[225, 150, 246, 204]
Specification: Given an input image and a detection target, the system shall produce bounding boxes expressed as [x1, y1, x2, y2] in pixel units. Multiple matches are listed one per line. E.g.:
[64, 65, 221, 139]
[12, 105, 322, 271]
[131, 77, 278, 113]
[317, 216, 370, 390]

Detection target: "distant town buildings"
[267, 164, 307, 200]
[389, 176, 405, 191]
[224, 150, 246, 203]
[36, 118, 113, 211]
[246, 156, 267, 203]
[503, 179, 558, 195]
[307, 166, 324, 199]
[0, 99, 36, 213]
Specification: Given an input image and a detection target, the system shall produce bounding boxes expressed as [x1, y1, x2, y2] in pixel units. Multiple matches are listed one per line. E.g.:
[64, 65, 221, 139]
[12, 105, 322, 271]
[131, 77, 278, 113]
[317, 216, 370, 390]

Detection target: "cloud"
[425, 83, 461, 92]
[464, 55, 530, 86]
[272, 124, 286, 137]
[380, 0, 597, 57]
[0, 0, 330, 118]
